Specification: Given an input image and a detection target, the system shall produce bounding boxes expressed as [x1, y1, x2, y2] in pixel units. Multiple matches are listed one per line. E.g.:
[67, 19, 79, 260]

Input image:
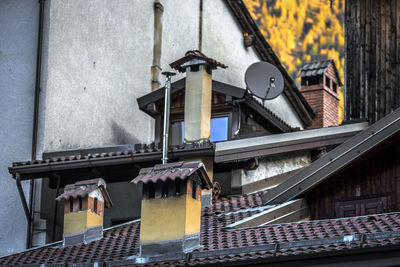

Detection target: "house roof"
[299, 59, 342, 86]
[2, 189, 400, 266]
[225, 0, 315, 127]
[136, 78, 294, 132]
[136, 78, 246, 118]
[262, 107, 400, 205]
[132, 161, 213, 190]
[215, 122, 368, 163]
[9, 142, 214, 182]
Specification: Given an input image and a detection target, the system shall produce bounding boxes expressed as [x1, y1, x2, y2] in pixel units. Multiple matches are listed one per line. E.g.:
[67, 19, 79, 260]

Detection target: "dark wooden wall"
[307, 136, 400, 220]
[345, 0, 400, 123]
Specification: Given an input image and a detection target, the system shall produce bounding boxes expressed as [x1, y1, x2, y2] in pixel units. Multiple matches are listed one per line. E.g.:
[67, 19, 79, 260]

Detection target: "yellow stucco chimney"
[132, 161, 212, 257]
[170, 51, 226, 207]
[55, 178, 113, 246]
[170, 50, 227, 143]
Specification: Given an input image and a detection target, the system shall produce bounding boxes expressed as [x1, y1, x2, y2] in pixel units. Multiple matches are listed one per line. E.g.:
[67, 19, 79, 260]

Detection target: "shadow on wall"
[111, 121, 140, 145]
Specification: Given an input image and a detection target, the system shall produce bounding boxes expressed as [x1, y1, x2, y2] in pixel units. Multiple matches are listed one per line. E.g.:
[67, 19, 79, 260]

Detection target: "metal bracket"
[16, 173, 33, 223]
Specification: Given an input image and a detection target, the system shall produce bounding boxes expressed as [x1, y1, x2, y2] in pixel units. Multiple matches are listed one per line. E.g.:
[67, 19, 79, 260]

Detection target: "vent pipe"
[161, 71, 175, 164]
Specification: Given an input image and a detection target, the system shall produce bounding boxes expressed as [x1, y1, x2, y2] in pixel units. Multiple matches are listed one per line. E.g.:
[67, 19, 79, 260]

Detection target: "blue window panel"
[181, 117, 228, 142]
[210, 117, 228, 142]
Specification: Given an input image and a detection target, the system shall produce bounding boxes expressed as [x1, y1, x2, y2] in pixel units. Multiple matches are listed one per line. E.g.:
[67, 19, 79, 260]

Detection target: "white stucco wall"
[42, 0, 305, 152]
[232, 151, 311, 187]
[0, 0, 39, 256]
[43, 0, 156, 151]
[159, 0, 200, 82]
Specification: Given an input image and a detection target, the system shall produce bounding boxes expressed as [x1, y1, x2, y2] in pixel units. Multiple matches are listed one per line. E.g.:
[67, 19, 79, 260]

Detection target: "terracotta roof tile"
[132, 161, 213, 190]
[55, 178, 113, 208]
[2, 192, 400, 266]
[170, 50, 228, 73]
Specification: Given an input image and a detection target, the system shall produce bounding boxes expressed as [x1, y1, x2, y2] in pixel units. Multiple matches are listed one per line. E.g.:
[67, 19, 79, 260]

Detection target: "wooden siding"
[345, 0, 400, 123]
[307, 136, 400, 220]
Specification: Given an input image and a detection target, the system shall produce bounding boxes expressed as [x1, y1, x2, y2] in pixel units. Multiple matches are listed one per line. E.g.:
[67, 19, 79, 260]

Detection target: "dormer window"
[171, 116, 229, 145]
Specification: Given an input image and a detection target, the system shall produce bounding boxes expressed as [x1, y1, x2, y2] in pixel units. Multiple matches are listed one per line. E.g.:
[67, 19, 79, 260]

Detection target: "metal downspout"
[151, 0, 164, 91]
[26, 0, 45, 249]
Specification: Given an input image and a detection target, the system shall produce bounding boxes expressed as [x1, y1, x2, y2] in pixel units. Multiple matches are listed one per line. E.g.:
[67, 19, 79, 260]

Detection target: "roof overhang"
[137, 78, 246, 117]
[215, 122, 368, 163]
[9, 144, 214, 186]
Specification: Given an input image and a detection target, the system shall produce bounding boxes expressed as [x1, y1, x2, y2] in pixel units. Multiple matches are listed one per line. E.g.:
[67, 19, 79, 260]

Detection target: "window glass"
[180, 117, 228, 143]
[210, 117, 228, 142]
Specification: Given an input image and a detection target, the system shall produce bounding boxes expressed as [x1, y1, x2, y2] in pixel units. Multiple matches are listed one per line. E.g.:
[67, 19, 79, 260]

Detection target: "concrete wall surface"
[0, 0, 39, 257]
[43, 0, 156, 151]
[232, 151, 311, 187]
[42, 0, 305, 152]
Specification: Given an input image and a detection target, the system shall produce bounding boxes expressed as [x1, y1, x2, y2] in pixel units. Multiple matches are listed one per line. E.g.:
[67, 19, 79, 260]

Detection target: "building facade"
[0, 0, 312, 256]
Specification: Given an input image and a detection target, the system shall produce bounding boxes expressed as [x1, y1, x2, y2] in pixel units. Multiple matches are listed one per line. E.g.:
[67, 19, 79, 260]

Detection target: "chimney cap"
[131, 161, 212, 189]
[299, 59, 342, 86]
[169, 50, 228, 73]
[55, 178, 113, 208]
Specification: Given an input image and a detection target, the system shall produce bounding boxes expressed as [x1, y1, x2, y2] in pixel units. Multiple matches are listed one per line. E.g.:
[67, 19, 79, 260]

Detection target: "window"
[192, 180, 197, 199]
[332, 81, 337, 93]
[325, 76, 331, 88]
[94, 198, 98, 214]
[301, 75, 321, 86]
[335, 197, 387, 218]
[79, 197, 82, 211]
[177, 116, 229, 143]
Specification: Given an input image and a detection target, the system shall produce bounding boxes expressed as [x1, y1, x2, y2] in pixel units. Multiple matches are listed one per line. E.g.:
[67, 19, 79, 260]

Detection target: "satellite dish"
[245, 62, 284, 100]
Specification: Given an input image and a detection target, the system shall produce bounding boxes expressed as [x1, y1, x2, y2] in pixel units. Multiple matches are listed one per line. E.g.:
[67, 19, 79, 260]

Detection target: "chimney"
[299, 59, 341, 128]
[55, 178, 112, 246]
[169, 50, 227, 143]
[132, 161, 212, 257]
[169, 51, 226, 207]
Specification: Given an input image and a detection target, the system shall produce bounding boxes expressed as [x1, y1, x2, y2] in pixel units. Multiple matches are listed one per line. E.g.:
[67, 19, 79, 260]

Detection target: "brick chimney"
[299, 59, 341, 128]
[169, 51, 227, 207]
[55, 178, 112, 246]
[132, 161, 212, 257]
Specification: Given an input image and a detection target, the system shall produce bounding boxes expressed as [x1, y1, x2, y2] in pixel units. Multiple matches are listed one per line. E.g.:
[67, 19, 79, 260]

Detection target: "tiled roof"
[9, 142, 214, 179]
[299, 59, 342, 85]
[55, 178, 113, 208]
[2, 189, 400, 266]
[245, 95, 296, 132]
[132, 161, 213, 190]
[169, 50, 228, 73]
[299, 59, 333, 77]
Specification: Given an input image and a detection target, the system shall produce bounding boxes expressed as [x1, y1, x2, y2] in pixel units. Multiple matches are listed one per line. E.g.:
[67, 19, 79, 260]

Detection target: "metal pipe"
[16, 174, 33, 225]
[51, 176, 61, 242]
[151, 0, 164, 91]
[26, 0, 46, 249]
[161, 71, 176, 164]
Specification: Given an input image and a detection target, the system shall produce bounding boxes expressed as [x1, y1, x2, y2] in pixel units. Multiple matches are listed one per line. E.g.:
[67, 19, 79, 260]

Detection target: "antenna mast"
[161, 71, 176, 164]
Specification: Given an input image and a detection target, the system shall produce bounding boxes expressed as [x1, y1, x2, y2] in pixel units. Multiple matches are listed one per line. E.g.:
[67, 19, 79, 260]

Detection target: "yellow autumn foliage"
[244, 0, 345, 123]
